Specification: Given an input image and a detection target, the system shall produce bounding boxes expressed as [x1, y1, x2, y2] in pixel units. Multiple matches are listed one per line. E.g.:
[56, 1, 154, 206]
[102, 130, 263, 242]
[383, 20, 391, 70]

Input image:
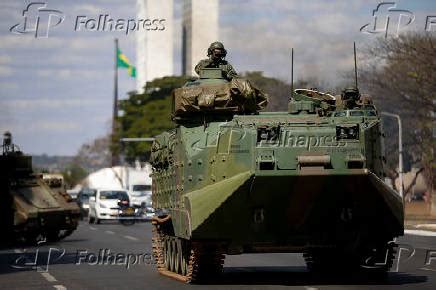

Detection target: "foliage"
[117, 76, 189, 162]
[62, 163, 88, 188]
[243, 71, 291, 111]
[243, 72, 334, 111]
[61, 136, 111, 187]
[360, 33, 435, 190]
[74, 135, 111, 171]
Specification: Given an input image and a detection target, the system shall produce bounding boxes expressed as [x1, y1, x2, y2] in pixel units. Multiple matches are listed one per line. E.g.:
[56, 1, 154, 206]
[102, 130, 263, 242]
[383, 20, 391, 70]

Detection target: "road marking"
[421, 267, 436, 272]
[404, 229, 436, 237]
[53, 285, 67, 290]
[41, 272, 57, 282]
[105, 230, 115, 235]
[89, 226, 97, 230]
[124, 235, 139, 241]
[304, 287, 319, 290]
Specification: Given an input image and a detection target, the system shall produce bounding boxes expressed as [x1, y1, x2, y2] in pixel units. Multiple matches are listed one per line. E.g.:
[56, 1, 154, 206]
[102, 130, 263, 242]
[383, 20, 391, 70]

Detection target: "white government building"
[182, 0, 219, 76]
[136, 0, 219, 93]
[136, 0, 174, 93]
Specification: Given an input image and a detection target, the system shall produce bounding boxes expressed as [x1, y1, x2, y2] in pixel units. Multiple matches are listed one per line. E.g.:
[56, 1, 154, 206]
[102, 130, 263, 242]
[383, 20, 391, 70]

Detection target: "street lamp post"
[381, 112, 403, 198]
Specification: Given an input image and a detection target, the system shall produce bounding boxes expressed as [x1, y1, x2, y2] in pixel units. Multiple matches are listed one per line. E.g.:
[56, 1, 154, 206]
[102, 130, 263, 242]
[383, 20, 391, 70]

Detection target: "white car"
[88, 189, 133, 224]
[128, 184, 152, 207]
[128, 184, 155, 220]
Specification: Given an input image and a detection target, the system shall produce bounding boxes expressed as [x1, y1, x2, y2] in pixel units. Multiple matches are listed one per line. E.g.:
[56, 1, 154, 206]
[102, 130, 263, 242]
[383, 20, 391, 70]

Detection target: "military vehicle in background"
[42, 173, 64, 189]
[42, 173, 76, 203]
[150, 68, 404, 282]
[0, 132, 80, 244]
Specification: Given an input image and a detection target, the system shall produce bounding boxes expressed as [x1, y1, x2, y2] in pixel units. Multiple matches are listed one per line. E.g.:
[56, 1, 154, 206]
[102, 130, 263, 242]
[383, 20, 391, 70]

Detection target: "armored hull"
[0, 151, 80, 244]
[151, 70, 404, 282]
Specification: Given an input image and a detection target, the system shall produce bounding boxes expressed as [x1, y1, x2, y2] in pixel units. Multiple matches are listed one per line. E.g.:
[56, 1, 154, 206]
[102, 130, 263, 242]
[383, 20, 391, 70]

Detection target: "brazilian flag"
[117, 49, 136, 78]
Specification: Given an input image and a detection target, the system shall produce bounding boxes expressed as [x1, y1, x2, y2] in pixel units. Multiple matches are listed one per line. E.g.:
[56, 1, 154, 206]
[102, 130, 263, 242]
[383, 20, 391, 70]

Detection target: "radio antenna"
[290, 48, 294, 99]
[353, 42, 358, 89]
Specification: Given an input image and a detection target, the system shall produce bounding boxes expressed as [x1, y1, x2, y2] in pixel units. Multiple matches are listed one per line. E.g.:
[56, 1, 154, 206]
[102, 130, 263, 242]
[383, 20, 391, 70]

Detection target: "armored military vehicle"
[150, 69, 404, 282]
[0, 132, 80, 244]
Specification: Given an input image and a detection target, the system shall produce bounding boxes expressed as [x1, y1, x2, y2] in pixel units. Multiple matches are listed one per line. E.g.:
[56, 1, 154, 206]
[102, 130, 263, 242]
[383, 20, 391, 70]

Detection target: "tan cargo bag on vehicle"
[173, 78, 268, 117]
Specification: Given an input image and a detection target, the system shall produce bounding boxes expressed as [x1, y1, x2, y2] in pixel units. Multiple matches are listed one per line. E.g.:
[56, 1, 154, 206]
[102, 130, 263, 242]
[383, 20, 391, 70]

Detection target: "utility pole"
[290, 48, 294, 99]
[112, 38, 119, 166]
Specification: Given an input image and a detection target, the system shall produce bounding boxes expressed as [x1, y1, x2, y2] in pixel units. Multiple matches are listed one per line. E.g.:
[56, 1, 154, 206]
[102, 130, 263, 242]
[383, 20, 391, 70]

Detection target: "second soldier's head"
[208, 41, 227, 61]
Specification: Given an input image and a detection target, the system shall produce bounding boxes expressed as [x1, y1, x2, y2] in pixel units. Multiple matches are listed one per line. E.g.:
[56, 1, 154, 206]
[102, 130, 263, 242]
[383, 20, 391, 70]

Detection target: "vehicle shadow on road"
[0, 250, 79, 275]
[201, 266, 428, 286]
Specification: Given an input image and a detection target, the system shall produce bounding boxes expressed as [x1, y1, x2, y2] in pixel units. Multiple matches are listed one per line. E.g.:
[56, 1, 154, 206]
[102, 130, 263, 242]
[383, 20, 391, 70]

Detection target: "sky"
[0, 0, 435, 156]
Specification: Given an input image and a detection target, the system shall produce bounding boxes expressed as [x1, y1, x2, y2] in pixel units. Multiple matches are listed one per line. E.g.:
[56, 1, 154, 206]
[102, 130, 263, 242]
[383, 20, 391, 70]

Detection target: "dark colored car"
[77, 188, 96, 219]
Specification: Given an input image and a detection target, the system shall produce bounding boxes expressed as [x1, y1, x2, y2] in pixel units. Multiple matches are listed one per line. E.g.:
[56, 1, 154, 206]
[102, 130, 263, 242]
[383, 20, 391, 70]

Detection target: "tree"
[117, 76, 189, 162]
[360, 33, 435, 191]
[243, 71, 291, 111]
[74, 135, 112, 171]
[62, 163, 88, 188]
[243, 72, 334, 111]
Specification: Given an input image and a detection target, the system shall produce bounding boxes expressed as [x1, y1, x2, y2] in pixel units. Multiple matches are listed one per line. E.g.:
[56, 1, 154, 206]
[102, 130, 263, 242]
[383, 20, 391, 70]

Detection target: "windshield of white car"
[132, 185, 151, 191]
[100, 191, 129, 200]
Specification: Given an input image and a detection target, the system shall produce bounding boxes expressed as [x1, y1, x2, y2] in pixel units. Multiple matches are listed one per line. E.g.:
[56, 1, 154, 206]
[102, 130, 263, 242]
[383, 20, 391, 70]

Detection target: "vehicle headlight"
[336, 125, 359, 140]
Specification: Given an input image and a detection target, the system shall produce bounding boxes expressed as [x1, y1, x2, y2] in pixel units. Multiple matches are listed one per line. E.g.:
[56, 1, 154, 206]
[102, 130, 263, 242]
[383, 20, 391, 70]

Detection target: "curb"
[405, 223, 436, 232]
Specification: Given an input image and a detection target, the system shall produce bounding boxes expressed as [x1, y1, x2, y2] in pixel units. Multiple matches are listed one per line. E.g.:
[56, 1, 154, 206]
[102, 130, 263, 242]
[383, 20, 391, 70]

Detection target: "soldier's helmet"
[3, 131, 12, 146]
[341, 87, 360, 101]
[207, 41, 227, 58]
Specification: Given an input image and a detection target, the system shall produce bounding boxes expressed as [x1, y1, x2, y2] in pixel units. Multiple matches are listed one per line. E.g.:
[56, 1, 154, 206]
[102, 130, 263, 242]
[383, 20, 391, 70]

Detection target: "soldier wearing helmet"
[338, 87, 361, 110]
[2, 131, 20, 154]
[195, 41, 238, 80]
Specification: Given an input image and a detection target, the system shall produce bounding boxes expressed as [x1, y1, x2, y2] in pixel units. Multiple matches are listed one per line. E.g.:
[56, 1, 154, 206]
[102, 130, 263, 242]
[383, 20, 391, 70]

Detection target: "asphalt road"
[1, 221, 436, 290]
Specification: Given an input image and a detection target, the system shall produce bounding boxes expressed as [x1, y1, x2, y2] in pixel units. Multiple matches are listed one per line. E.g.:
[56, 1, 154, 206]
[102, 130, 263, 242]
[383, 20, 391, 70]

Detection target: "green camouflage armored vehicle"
[0, 132, 80, 244]
[150, 69, 404, 282]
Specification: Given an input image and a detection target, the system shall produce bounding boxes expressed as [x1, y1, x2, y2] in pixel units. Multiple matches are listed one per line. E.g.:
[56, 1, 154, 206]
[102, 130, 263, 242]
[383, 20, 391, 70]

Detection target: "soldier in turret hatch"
[195, 42, 238, 81]
[336, 87, 361, 110]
